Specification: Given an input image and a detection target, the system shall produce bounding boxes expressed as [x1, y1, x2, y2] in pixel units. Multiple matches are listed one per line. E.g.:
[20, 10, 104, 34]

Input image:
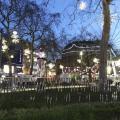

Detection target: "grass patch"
[0, 103, 120, 120]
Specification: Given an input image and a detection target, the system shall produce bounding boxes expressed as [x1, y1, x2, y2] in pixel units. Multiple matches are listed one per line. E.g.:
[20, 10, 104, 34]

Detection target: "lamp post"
[79, 51, 83, 71]
[77, 51, 83, 81]
[79, 51, 83, 59]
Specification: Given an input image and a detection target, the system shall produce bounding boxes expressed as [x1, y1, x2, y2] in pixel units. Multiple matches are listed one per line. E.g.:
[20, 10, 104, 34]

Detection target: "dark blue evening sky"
[36, 0, 120, 49]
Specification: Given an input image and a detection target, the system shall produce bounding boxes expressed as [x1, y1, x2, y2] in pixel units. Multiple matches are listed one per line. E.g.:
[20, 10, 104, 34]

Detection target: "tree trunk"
[29, 33, 34, 75]
[0, 30, 3, 70]
[99, 0, 111, 91]
[8, 58, 12, 76]
[30, 49, 34, 75]
[7, 30, 13, 77]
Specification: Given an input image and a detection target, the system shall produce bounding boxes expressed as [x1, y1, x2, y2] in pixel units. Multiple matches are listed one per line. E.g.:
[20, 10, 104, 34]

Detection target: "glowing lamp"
[10, 55, 14, 58]
[79, 51, 83, 56]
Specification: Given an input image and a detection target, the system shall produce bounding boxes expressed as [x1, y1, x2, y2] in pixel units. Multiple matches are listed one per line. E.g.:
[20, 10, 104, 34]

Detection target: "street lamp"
[78, 51, 83, 76]
[79, 51, 83, 56]
[78, 51, 83, 63]
[10, 55, 14, 59]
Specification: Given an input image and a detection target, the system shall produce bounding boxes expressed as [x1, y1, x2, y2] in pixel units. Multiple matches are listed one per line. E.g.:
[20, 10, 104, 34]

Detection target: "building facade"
[56, 40, 116, 82]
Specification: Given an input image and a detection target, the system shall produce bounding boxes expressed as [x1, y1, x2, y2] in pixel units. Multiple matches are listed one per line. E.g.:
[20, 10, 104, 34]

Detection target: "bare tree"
[19, 1, 44, 75]
[18, 1, 60, 75]
[0, 0, 28, 76]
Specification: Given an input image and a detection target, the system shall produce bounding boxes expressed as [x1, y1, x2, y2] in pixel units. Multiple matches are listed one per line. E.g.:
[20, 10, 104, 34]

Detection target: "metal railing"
[1, 76, 120, 107]
[0, 76, 119, 92]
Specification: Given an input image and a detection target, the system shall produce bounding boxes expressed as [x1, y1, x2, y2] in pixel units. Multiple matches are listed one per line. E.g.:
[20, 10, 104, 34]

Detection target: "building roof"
[62, 40, 111, 55]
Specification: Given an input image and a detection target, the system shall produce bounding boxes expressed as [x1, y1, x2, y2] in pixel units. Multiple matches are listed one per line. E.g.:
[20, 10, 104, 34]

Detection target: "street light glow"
[10, 55, 14, 58]
[79, 51, 83, 56]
